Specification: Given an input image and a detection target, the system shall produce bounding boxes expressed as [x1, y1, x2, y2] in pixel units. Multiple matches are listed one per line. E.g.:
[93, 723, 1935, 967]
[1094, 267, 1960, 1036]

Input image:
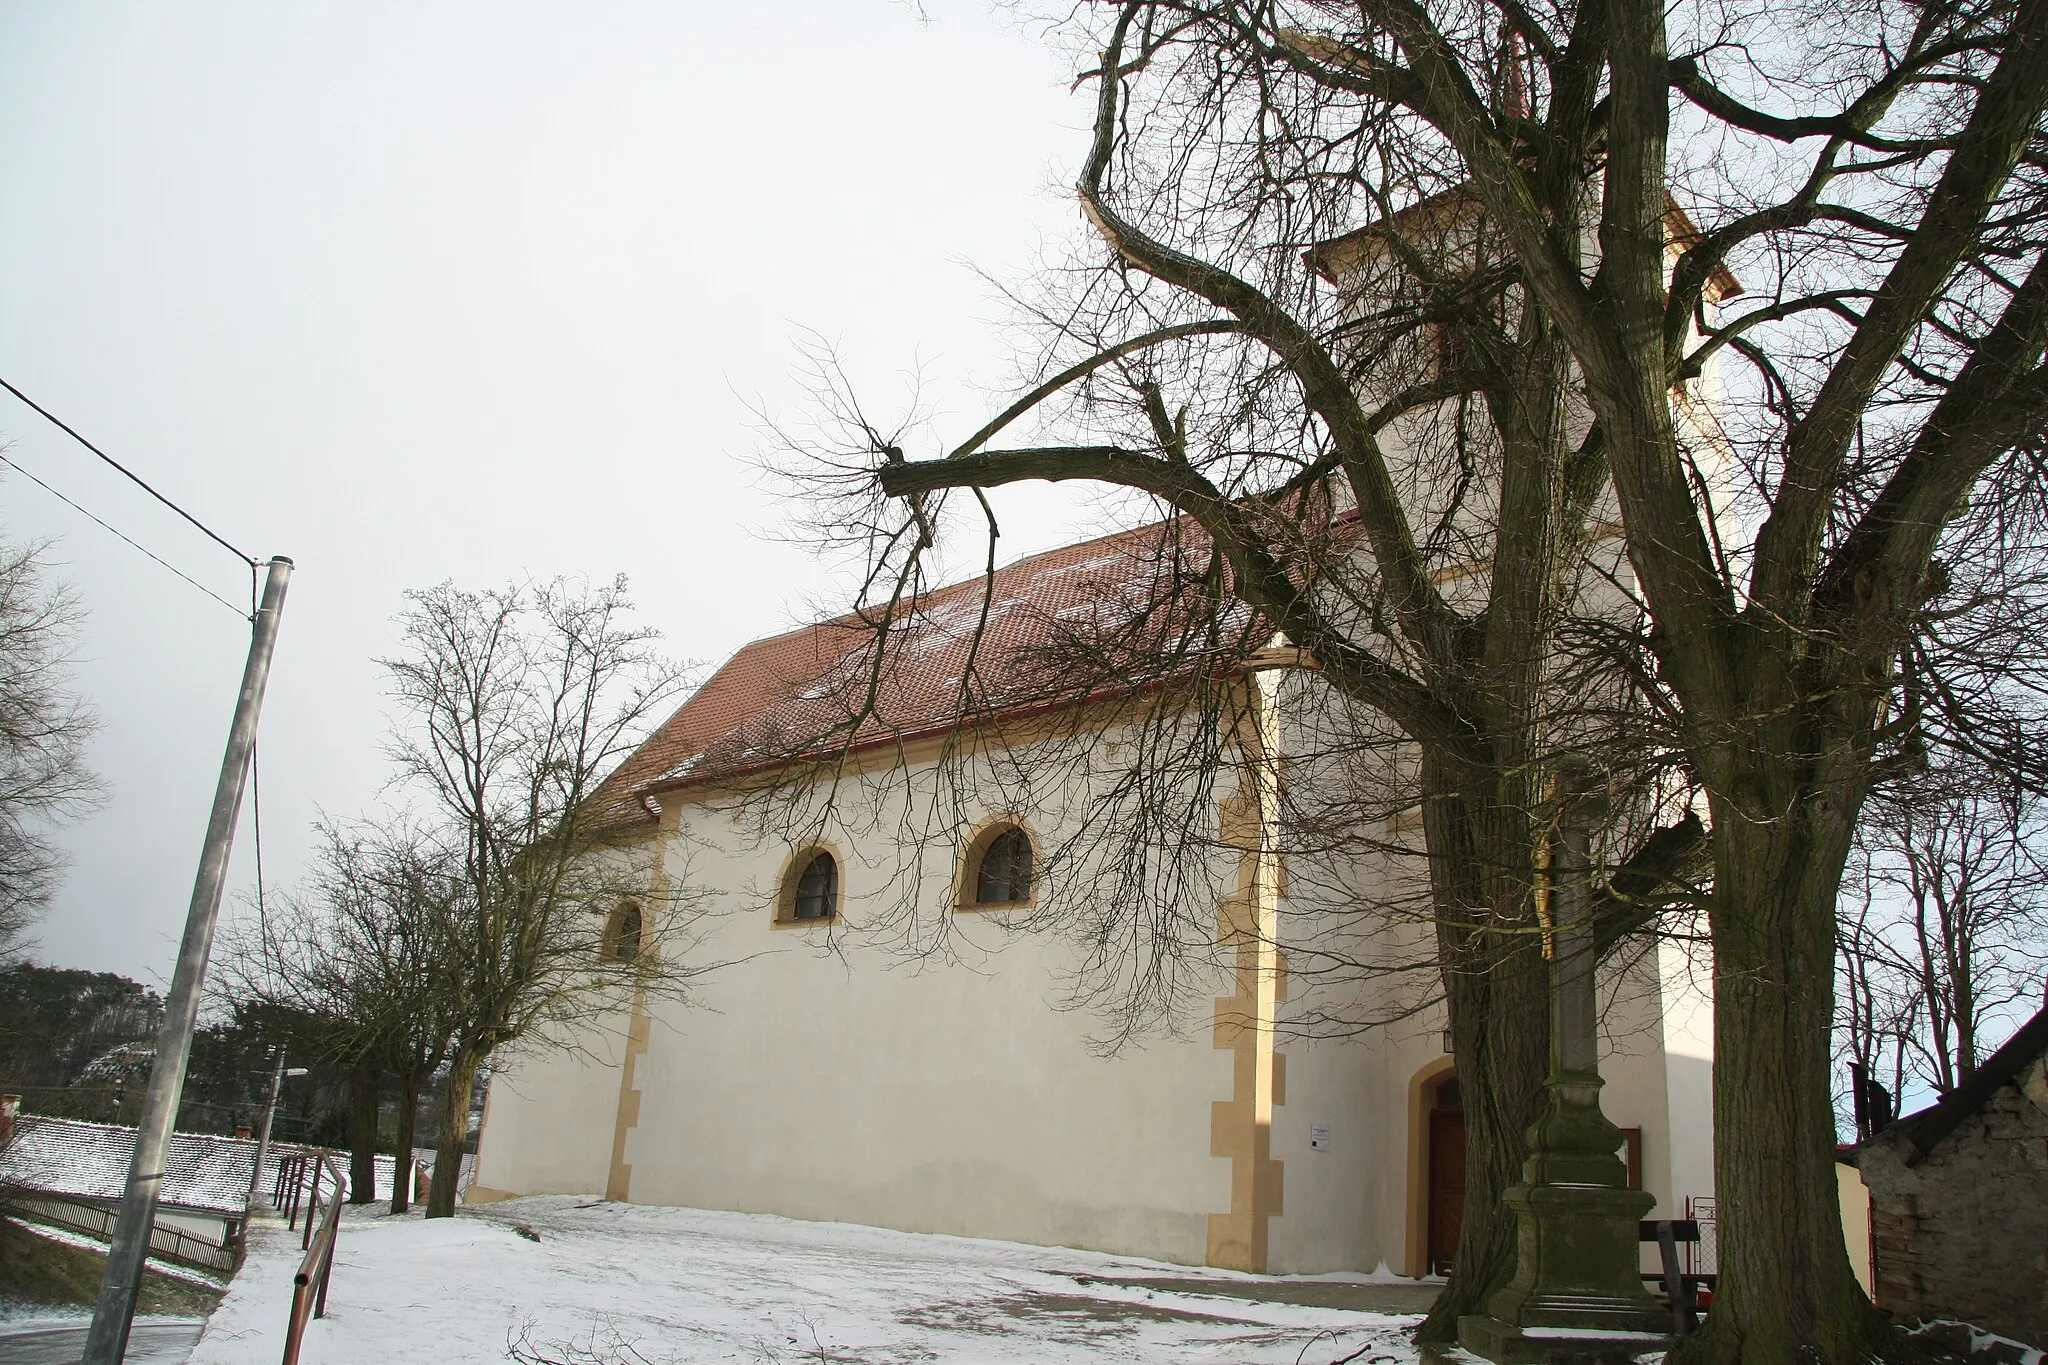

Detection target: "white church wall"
[476, 717, 1253, 1266]
[1598, 932, 1720, 1278]
[472, 1008, 637, 1200]
[470, 623, 1720, 1277]
[1277, 1017, 1457, 1279]
[1258, 679, 1453, 1276]
[1598, 940, 1675, 1205]
[1265, 1027, 1389, 1274]
[623, 858, 1235, 1263]
[1598, 941, 1681, 1283]
[1258, 677, 1716, 1276]
[623, 762, 1240, 1263]
[1254, 769, 1463, 1275]
[1656, 932, 1717, 1213]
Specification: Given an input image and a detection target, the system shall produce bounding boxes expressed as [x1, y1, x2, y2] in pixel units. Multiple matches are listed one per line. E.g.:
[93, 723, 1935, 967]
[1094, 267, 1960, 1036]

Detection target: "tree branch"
[1818, 249, 2048, 631]
[1592, 810, 1710, 956]
[1752, 0, 2048, 621]
[1083, 9, 1463, 668]
[877, 444, 1468, 744]
[1668, 50, 1973, 153]
[948, 320, 1245, 461]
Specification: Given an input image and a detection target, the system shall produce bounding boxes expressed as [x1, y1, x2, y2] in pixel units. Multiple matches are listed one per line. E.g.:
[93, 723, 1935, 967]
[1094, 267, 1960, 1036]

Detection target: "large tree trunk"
[347, 1062, 379, 1205]
[1672, 791, 1895, 1365]
[1416, 762, 1554, 1344]
[1419, 937, 1551, 1342]
[390, 1073, 420, 1216]
[425, 1046, 483, 1219]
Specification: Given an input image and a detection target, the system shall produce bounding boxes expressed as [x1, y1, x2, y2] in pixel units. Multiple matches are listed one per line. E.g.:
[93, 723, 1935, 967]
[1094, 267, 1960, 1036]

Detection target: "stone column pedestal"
[1460, 814, 1674, 1365]
[1458, 1072, 1670, 1364]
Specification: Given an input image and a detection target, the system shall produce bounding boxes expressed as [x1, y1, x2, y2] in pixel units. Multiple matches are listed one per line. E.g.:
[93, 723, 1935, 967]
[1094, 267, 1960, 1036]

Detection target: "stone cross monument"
[1459, 814, 1674, 1364]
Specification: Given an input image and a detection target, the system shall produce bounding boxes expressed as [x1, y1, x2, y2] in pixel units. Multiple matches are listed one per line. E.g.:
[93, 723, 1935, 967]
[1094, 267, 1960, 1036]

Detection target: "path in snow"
[186, 1197, 1429, 1364]
[0, 1319, 205, 1364]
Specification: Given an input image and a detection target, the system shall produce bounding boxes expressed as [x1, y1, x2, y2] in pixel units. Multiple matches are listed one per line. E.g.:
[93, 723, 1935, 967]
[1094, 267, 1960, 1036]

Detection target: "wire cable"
[0, 375, 256, 568]
[1, 379, 278, 913]
[0, 449, 248, 617]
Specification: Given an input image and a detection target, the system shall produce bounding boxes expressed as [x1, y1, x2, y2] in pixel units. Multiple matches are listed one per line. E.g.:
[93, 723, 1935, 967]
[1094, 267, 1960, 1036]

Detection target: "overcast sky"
[0, 1, 1111, 989]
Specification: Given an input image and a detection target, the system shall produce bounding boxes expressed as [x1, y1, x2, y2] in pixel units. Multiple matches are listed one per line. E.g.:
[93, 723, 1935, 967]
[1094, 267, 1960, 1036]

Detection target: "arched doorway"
[1426, 1074, 1466, 1275]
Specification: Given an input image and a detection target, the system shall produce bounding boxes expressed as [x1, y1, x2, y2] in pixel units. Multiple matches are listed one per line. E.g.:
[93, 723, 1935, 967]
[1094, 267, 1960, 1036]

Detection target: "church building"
[467, 191, 1734, 1278]
[464, 523, 1717, 1278]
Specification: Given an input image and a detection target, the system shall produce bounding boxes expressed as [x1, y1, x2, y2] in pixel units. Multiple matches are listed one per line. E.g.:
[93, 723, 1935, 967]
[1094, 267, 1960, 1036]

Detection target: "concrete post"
[247, 1051, 290, 1214]
[83, 557, 292, 1365]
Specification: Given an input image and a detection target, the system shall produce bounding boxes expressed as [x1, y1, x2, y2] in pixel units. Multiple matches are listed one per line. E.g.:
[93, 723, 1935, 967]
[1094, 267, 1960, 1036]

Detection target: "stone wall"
[1857, 1058, 2048, 1348]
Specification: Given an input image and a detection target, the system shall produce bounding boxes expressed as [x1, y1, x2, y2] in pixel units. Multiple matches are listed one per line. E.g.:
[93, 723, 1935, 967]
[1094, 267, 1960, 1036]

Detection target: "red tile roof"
[592, 521, 1230, 823]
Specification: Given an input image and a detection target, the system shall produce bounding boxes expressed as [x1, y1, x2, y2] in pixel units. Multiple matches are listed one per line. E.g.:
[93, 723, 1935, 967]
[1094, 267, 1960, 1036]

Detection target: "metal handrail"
[273, 1148, 326, 1232]
[275, 1150, 306, 1226]
[279, 1152, 346, 1365]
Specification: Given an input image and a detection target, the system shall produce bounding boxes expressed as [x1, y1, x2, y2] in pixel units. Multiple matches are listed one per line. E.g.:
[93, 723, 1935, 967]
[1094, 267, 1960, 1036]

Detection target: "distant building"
[0, 1113, 258, 1272]
[1855, 1005, 2048, 1345]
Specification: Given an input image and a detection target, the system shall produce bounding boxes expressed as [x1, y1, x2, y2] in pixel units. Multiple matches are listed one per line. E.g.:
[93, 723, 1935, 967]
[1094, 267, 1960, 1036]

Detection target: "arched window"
[972, 827, 1034, 906]
[602, 902, 642, 963]
[790, 850, 838, 921]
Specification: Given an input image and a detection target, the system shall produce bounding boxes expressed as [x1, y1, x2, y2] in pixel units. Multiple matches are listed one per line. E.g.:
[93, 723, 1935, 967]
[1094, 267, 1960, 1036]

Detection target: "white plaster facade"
[470, 693, 1717, 1277]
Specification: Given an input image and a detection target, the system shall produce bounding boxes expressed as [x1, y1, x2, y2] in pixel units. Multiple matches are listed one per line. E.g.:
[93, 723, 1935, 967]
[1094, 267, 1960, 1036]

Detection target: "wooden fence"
[10, 1195, 240, 1274]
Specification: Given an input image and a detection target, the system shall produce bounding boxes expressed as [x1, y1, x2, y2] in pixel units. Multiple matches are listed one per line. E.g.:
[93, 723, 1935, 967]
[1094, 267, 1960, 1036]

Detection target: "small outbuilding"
[1854, 1005, 2048, 1347]
[0, 1113, 260, 1272]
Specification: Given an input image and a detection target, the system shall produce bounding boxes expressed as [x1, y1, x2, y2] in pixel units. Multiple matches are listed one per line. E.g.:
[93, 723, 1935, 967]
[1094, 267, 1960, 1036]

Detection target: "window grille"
[974, 828, 1033, 905]
[793, 852, 838, 920]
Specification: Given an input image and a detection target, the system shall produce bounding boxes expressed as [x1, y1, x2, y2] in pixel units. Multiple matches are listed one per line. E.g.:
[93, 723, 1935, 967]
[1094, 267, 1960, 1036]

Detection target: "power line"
[0, 376, 255, 568]
[0, 449, 248, 618]
[0, 377, 281, 993]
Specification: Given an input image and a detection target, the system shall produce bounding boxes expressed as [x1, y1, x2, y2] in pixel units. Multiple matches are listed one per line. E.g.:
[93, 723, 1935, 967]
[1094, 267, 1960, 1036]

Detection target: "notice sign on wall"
[1309, 1123, 1332, 1153]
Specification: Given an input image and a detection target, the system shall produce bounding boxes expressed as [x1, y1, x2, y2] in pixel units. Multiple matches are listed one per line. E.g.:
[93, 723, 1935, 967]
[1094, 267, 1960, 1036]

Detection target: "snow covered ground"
[186, 1198, 1429, 1364]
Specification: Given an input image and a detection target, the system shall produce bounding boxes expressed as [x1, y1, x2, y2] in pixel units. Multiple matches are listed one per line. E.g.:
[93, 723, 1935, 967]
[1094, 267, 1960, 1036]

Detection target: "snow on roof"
[0, 1115, 259, 1217]
[586, 521, 1235, 825]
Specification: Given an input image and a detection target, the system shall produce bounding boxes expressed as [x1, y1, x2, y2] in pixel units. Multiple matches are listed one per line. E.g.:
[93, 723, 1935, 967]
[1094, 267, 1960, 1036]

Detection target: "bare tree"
[763, 2, 2048, 1359]
[221, 881, 384, 1195]
[1841, 762, 2048, 1114]
[0, 535, 99, 953]
[303, 822, 465, 1213]
[381, 576, 702, 1217]
[1835, 870, 1915, 1139]
[759, 33, 1708, 1354]
[222, 820, 456, 1209]
[353, 832, 468, 1215]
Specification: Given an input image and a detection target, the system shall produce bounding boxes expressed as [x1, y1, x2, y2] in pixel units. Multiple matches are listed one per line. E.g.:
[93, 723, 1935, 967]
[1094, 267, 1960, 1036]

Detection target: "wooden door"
[1427, 1105, 1467, 1275]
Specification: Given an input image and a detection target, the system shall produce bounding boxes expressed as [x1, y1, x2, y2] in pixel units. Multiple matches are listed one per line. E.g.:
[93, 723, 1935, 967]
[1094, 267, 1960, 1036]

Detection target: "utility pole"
[247, 1050, 306, 1214]
[84, 556, 292, 1365]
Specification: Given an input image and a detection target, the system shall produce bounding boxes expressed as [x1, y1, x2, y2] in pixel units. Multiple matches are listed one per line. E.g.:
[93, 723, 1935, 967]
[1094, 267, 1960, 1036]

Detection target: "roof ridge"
[16, 1112, 259, 1145]
[1873, 1002, 2048, 1162]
